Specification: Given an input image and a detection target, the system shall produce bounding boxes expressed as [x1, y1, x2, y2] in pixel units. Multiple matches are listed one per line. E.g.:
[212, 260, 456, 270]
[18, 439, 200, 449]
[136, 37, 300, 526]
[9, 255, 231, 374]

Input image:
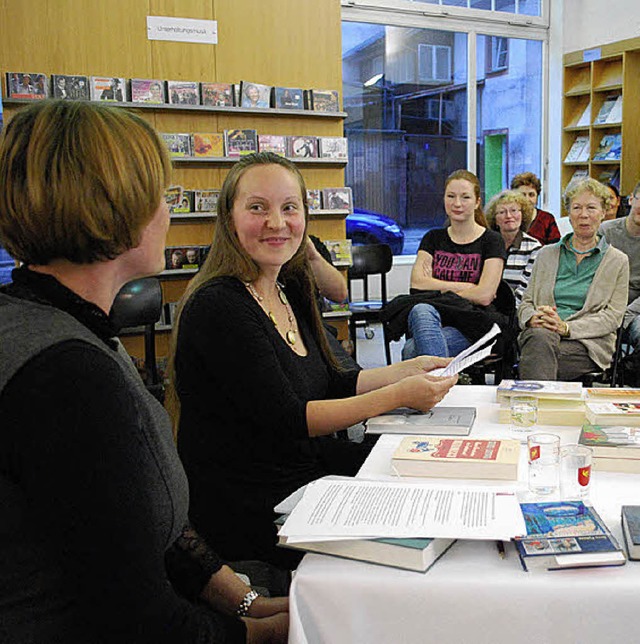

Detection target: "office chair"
[348, 243, 394, 365]
[110, 277, 164, 402]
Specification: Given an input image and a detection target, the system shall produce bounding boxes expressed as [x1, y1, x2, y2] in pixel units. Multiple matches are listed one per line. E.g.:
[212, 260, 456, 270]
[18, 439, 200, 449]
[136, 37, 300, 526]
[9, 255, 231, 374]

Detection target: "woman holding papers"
[169, 152, 457, 569]
[401, 169, 506, 359]
[0, 101, 288, 643]
[518, 178, 628, 380]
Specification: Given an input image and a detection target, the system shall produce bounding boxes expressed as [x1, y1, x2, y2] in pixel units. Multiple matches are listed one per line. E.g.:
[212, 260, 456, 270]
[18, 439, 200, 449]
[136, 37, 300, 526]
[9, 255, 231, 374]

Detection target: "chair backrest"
[111, 277, 163, 387]
[348, 243, 393, 303]
[493, 279, 517, 327]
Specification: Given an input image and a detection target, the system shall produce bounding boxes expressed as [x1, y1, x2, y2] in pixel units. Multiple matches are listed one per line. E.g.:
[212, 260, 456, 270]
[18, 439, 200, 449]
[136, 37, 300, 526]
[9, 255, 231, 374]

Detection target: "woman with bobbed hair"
[0, 101, 288, 644]
[518, 178, 629, 381]
[511, 171, 561, 245]
[168, 152, 456, 570]
[485, 189, 542, 305]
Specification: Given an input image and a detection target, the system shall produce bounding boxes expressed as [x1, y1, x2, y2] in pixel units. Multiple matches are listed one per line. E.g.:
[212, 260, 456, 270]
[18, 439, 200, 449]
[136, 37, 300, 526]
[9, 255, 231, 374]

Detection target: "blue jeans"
[401, 303, 471, 359]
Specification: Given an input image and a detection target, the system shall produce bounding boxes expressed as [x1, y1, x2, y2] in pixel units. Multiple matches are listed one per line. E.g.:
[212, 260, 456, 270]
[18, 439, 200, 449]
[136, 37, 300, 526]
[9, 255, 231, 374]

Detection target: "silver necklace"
[245, 281, 297, 345]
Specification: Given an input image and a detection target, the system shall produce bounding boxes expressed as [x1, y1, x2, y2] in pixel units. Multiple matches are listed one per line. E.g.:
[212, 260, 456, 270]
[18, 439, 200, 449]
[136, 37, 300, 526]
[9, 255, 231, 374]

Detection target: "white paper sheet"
[431, 323, 501, 377]
[279, 478, 525, 542]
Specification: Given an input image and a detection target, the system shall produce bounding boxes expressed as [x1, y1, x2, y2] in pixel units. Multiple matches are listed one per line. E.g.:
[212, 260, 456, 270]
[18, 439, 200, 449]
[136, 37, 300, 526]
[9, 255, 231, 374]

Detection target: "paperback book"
[514, 501, 626, 572]
[258, 134, 287, 157]
[167, 80, 199, 106]
[224, 129, 258, 156]
[585, 387, 640, 401]
[194, 190, 220, 213]
[191, 133, 224, 158]
[592, 133, 622, 161]
[496, 380, 583, 403]
[318, 136, 348, 160]
[165, 246, 203, 271]
[322, 187, 353, 212]
[160, 133, 192, 158]
[306, 189, 322, 211]
[130, 78, 166, 104]
[89, 76, 126, 102]
[593, 95, 621, 125]
[497, 398, 585, 426]
[574, 102, 591, 127]
[5, 72, 49, 99]
[585, 401, 640, 427]
[578, 423, 640, 473]
[288, 135, 318, 159]
[367, 406, 476, 436]
[323, 239, 352, 266]
[564, 135, 590, 163]
[272, 86, 304, 110]
[391, 436, 520, 480]
[278, 533, 455, 572]
[51, 74, 90, 100]
[239, 81, 271, 108]
[621, 505, 640, 560]
[165, 186, 192, 214]
[200, 82, 234, 107]
[308, 88, 340, 112]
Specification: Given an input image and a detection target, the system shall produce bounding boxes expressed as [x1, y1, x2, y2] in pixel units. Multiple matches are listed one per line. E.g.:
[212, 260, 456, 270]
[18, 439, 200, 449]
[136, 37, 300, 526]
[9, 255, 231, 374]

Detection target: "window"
[418, 44, 452, 83]
[487, 36, 508, 73]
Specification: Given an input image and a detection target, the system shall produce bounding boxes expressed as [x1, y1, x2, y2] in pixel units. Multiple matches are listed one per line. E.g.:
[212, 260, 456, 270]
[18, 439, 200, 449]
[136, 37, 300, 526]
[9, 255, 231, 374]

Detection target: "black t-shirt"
[419, 228, 506, 284]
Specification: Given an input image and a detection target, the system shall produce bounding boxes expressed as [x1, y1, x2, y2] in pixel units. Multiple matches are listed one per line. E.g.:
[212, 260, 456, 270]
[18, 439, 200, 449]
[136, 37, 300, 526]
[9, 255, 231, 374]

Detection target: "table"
[289, 386, 640, 644]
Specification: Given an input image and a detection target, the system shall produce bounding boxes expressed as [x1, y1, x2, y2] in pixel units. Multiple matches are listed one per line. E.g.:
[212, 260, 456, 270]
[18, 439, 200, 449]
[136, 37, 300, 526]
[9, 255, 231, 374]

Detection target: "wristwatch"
[236, 589, 260, 617]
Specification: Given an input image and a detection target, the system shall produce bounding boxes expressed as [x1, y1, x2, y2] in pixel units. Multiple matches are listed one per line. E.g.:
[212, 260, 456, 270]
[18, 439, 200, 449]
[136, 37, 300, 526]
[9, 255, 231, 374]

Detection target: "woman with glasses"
[518, 178, 628, 381]
[485, 189, 542, 306]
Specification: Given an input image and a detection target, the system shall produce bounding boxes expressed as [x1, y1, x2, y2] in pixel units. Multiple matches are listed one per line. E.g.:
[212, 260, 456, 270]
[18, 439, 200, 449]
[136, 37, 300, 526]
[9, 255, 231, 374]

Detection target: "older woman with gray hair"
[485, 189, 542, 305]
[517, 178, 628, 381]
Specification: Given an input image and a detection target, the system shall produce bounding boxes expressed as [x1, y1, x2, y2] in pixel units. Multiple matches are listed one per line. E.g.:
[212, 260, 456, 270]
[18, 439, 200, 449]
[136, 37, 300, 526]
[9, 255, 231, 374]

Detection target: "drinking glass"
[510, 395, 538, 435]
[527, 433, 560, 496]
[560, 444, 593, 500]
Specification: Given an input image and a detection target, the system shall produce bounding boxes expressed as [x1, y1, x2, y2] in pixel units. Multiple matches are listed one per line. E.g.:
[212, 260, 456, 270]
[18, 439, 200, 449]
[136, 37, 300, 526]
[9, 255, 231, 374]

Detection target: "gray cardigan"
[517, 238, 629, 370]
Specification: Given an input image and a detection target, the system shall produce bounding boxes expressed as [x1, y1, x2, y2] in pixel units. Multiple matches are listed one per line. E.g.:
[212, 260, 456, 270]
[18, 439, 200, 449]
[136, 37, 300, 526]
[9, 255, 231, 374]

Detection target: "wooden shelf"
[2, 97, 347, 119]
[170, 155, 346, 166]
[170, 212, 216, 221]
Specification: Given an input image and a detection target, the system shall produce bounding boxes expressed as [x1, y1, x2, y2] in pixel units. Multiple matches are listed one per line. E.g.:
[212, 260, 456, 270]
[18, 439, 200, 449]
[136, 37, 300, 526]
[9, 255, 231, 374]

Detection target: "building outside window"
[342, 1, 548, 255]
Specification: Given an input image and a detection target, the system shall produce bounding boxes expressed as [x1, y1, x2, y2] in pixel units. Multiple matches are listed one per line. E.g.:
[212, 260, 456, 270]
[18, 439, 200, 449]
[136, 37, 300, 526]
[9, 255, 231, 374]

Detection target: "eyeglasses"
[496, 207, 521, 217]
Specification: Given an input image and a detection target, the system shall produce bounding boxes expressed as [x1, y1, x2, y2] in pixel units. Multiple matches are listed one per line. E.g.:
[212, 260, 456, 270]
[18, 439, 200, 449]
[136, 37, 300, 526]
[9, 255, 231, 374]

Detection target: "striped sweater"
[502, 231, 542, 305]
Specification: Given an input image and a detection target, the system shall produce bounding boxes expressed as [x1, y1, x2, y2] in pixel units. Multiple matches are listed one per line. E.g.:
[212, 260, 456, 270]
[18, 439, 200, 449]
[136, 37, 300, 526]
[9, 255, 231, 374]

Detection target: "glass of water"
[510, 395, 538, 435]
[527, 433, 560, 496]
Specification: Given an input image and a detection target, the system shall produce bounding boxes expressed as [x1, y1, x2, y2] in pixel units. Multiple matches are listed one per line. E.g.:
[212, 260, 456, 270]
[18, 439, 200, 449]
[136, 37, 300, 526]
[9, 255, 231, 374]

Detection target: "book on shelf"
[258, 134, 287, 157]
[592, 133, 621, 161]
[569, 168, 589, 183]
[593, 95, 620, 125]
[574, 102, 591, 127]
[165, 185, 194, 214]
[621, 506, 640, 561]
[606, 95, 623, 123]
[308, 88, 340, 112]
[200, 82, 234, 107]
[5, 72, 49, 99]
[323, 239, 352, 265]
[366, 406, 475, 436]
[160, 133, 192, 158]
[318, 136, 348, 160]
[191, 133, 224, 158]
[585, 401, 640, 427]
[89, 76, 126, 102]
[321, 187, 353, 212]
[496, 380, 583, 403]
[51, 74, 90, 100]
[239, 80, 271, 109]
[514, 501, 626, 572]
[306, 189, 322, 211]
[130, 78, 166, 104]
[578, 423, 640, 473]
[224, 129, 258, 157]
[564, 135, 589, 163]
[497, 398, 585, 426]
[167, 80, 199, 106]
[391, 436, 520, 480]
[194, 189, 220, 213]
[287, 135, 319, 159]
[271, 86, 304, 110]
[278, 533, 456, 572]
[165, 246, 203, 271]
[597, 167, 620, 186]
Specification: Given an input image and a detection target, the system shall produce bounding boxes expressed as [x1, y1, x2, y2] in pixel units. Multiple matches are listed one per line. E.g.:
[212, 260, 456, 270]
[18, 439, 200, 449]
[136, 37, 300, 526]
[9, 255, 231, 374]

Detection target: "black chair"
[110, 277, 164, 401]
[464, 279, 518, 385]
[348, 243, 394, 365]
[575, 325, 626, 388]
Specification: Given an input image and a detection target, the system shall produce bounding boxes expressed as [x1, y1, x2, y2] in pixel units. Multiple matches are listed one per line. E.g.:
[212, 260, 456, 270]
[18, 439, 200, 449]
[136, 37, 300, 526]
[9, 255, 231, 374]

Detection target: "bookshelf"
[562, 38, 640, 204]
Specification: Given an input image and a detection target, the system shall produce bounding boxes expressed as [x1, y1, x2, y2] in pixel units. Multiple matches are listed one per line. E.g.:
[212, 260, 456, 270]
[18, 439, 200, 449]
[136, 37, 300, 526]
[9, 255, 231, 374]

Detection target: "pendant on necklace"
[286, 330, 297, 345]
[278, 289, 288, 305]
[268, 311, 277, 326]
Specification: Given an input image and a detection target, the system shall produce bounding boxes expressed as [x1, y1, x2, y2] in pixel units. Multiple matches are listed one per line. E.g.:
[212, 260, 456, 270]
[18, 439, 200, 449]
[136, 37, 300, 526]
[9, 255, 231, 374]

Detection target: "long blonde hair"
[166, 152, 340, 433]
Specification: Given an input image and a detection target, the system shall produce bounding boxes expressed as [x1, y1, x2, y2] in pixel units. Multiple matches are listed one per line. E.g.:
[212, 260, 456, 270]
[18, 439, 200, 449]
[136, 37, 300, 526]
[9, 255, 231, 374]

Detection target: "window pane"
[476, 35, 543, 204]
[494, 0, 516, 13]
[343, 22, 468, 255]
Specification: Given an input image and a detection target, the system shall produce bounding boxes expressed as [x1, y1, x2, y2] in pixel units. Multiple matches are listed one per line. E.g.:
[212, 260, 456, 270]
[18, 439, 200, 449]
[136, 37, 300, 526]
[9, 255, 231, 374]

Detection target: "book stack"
[585, 400, 640, 426]
[496, 380, 584, 426]
[515, 501, 626, 572]
[391, 435, 520, 480]
[578, 423, 640, 473]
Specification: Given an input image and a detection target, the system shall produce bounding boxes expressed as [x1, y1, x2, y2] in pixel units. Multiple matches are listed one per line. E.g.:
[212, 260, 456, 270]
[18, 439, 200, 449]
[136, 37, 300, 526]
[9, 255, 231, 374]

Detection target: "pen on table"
[495, 540, 506, 559]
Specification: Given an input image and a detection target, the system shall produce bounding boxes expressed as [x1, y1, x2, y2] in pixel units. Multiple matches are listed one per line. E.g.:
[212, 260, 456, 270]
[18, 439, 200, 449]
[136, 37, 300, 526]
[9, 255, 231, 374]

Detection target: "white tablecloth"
[289, 386, 640, 644]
